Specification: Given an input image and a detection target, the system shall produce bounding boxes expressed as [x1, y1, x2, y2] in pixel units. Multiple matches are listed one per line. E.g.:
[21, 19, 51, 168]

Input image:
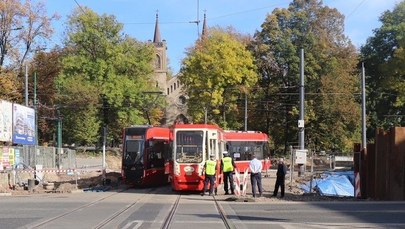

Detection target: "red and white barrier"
[234, 169, 241, 196]
[241, 168, 249, 196]
[0, 168, 103, 174]
[17, 169, 76, 173]
[233, 168, 250, 197]
[355, 171, 361, 198]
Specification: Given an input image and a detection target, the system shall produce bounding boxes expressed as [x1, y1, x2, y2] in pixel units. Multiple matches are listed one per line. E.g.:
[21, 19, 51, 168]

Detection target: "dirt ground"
[0, 154, 122, 195]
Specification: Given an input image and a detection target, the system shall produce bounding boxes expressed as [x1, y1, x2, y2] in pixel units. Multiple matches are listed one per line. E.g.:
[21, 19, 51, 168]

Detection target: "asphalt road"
[1, 185, 404, 229]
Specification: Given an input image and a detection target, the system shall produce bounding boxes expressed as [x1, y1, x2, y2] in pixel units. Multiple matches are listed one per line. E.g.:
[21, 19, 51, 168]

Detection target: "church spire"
[153, 13, 161, 43]
[201, 12, 207, 39]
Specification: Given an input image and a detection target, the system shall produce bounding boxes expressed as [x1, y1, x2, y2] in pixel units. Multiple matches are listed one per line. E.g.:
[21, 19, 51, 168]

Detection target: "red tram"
[169, 124, 226, 191]
[224, 130, 271, 172]
[121, 125, 171, 187]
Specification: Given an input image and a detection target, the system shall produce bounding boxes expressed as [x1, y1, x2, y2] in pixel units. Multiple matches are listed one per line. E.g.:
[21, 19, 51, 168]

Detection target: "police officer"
[221, 151, 236, 195]
[201, 154, 217, 196]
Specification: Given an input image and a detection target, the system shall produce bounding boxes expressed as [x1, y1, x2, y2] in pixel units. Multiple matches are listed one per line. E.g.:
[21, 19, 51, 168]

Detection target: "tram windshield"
[227, 141, 266, 161]
[123, 139, 144, 165]
[175, 130, 203, 163]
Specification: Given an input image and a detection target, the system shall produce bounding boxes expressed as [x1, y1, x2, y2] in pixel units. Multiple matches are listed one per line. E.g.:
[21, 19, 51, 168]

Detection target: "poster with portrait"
[12, 103, 36, 145]
[0, 100, 13, 142]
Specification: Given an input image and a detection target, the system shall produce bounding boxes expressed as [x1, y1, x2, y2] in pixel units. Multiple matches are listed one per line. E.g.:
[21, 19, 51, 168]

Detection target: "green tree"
[361, 1, 405, 137]
[180, 27, 258, 128]
[252, 0, 360, 153]
[57, 8, 157, 146]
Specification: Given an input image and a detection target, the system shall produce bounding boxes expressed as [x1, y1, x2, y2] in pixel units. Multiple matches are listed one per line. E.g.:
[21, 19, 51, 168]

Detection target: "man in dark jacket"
[272, 158, 287, 198]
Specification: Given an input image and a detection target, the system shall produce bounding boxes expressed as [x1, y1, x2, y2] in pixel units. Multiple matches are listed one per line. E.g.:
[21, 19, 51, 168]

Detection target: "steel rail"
[29, 187, 152, 229]
[161, 195, 181, 229]
[213, 195, 235, 229]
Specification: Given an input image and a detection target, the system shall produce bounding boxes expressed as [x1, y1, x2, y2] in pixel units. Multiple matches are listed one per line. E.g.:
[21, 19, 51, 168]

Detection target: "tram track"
[29, 187, 155, 229]
[161, 194, 235, 229]
[161, 195, 181, 229]
[93, 193, 152, 229]
[29, 187, 234, 229]
[213, 195, 235, 229]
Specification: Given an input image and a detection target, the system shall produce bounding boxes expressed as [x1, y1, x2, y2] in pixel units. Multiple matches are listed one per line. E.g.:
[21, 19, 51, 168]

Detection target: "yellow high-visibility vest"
[205, 160, 217, 175]
[222, 157, 234, 172]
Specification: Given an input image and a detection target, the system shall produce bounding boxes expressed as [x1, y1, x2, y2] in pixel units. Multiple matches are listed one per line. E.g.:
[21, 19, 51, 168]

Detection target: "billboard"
[0, 100, 13, 142]
[12, 103, 36, 145]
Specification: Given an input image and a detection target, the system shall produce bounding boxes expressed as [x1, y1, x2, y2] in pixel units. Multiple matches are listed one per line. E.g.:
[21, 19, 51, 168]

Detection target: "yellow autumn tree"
[180, 27, 258, 128]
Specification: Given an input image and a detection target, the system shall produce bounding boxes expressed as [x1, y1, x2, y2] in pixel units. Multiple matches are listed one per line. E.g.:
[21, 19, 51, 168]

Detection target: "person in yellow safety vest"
[201, 154, 217, 196]
[221, 151, 236, 195]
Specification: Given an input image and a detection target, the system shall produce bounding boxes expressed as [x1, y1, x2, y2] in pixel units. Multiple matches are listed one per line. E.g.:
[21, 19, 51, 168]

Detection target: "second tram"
[224, 130, 271, 172]
[170, 124, 226, 191]
[121, 125, 171, 187]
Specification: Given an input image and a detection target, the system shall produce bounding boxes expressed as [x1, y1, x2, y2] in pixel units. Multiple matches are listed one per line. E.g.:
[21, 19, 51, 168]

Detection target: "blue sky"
[42, 0, 402, 74]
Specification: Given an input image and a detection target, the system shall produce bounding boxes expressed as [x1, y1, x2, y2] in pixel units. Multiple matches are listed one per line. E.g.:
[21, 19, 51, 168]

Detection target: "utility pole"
[298, 48, 305, 177]
[102, 126, 107, 183]
[244, 93, 248, 131]
[361, 62, 366, 151]
[204, 106, 207, 124]
[57, 109, 62, 169]
[357, 62, 367, 198]
[189, 0, 200, 38]
[34, 71, 38, 146]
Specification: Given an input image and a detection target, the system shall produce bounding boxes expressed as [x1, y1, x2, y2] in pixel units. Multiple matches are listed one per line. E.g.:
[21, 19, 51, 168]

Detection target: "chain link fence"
[2, 146, 76, 170]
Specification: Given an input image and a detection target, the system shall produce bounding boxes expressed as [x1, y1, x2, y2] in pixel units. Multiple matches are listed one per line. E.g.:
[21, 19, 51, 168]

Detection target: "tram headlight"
[198, 163, 204, 176]
[174, 163, 180, 176]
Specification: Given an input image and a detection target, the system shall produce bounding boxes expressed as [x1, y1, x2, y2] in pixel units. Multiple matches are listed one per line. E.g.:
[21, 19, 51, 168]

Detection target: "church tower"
[153, 13, 168, 94]
[201, 12, 208, 39]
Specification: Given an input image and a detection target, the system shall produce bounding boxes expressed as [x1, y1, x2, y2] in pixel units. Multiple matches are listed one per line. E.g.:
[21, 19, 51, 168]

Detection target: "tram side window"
[228, 146, 253, 161]
[146, 140, 165, 169]
[209, 139, 217, 159]
[227, 142, 265, 161]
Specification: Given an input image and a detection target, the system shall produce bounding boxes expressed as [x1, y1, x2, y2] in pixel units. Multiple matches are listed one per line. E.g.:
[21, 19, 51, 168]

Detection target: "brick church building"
[150, 13, 208, 126]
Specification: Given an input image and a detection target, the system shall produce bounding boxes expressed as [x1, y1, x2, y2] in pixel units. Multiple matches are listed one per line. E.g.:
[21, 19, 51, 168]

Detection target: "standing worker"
[201, 154, 217, 196]
[221, 151, 236, 195]
[272, 158, 287, 198]
[249, 154, 263, 198]
[264, 156, 271, 177]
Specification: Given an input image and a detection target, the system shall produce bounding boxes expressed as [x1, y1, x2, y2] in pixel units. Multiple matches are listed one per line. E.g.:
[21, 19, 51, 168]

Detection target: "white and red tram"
[169, 124, 226, 191]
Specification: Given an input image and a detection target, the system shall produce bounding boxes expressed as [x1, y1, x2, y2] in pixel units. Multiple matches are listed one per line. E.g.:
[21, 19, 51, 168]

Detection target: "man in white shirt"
[249, 154, 263, 198]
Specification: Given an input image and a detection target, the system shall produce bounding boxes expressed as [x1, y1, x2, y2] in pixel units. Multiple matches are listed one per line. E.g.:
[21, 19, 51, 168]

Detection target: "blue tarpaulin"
[300, 171, 354, 197]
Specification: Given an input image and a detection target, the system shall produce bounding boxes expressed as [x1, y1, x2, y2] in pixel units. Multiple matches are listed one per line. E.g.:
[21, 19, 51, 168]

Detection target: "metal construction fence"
[1, 146, 76, 170]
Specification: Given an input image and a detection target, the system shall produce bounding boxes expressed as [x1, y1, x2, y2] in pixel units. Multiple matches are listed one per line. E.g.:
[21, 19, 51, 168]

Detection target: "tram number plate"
[186, 172, 192, 176]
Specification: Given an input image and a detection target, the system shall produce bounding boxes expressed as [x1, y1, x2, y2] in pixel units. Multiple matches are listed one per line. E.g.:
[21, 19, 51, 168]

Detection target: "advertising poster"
[2, 146, 9, 168]
[9, 148, 15, 167]
[12, 104, 36, 145]
[0, 147, 2, 167]
[0, 100, 13, 142]
[14, 148, 21, 166]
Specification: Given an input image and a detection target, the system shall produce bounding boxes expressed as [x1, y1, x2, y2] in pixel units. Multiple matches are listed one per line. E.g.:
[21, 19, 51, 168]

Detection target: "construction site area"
[1, 125, 404, 202]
